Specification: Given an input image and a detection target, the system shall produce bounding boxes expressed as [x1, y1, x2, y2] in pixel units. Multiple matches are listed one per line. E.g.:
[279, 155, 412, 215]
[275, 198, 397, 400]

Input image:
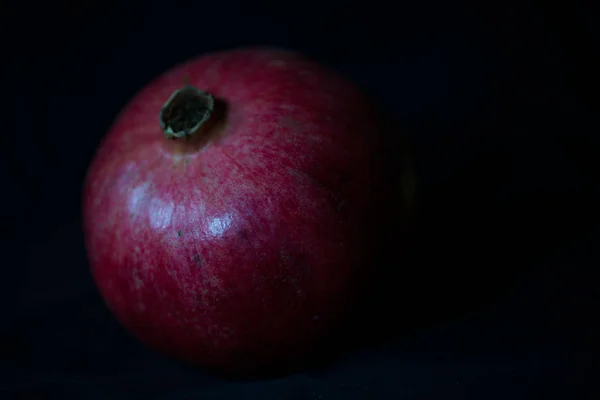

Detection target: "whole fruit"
[84, 48, 399, 374]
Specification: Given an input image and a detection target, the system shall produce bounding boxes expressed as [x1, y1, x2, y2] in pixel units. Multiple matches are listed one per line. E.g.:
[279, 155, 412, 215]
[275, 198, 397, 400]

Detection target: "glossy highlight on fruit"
[83, 48, 402, 374]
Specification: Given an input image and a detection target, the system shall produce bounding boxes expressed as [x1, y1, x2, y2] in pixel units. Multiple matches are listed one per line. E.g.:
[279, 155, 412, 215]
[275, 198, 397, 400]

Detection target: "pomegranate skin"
[83, 48, 390, 373]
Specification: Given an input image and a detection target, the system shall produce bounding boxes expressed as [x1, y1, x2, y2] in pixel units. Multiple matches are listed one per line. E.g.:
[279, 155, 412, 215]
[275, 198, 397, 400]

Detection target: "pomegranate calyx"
[159, 85, 215, 139]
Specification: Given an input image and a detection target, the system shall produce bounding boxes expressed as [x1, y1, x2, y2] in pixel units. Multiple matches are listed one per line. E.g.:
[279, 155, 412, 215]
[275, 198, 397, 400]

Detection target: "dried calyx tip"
[159, 85, 215, 139]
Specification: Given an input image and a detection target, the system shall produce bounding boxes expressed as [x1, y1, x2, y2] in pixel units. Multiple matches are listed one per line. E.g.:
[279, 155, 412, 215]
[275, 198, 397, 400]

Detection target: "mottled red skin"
[83, 48, 388, 373]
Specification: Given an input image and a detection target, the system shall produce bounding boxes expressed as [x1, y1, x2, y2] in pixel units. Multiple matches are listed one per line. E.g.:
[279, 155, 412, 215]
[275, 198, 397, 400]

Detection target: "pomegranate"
[83, 48, 401, 374]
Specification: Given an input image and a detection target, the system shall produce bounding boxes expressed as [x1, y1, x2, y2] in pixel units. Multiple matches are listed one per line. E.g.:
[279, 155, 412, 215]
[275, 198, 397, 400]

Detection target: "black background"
[0, 0, 595, 398]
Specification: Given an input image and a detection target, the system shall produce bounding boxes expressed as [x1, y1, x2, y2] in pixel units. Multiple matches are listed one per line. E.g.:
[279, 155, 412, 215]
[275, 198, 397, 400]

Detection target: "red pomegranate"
[83, 48, 405, 374]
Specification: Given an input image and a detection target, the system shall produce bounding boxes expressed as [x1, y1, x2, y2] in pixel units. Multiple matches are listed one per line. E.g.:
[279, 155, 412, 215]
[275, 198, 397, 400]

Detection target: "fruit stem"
[159, 85, 215, 139]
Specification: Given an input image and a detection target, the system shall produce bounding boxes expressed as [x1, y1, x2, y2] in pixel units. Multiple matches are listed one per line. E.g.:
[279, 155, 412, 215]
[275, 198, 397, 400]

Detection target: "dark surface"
[1, 0, 594, 398]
